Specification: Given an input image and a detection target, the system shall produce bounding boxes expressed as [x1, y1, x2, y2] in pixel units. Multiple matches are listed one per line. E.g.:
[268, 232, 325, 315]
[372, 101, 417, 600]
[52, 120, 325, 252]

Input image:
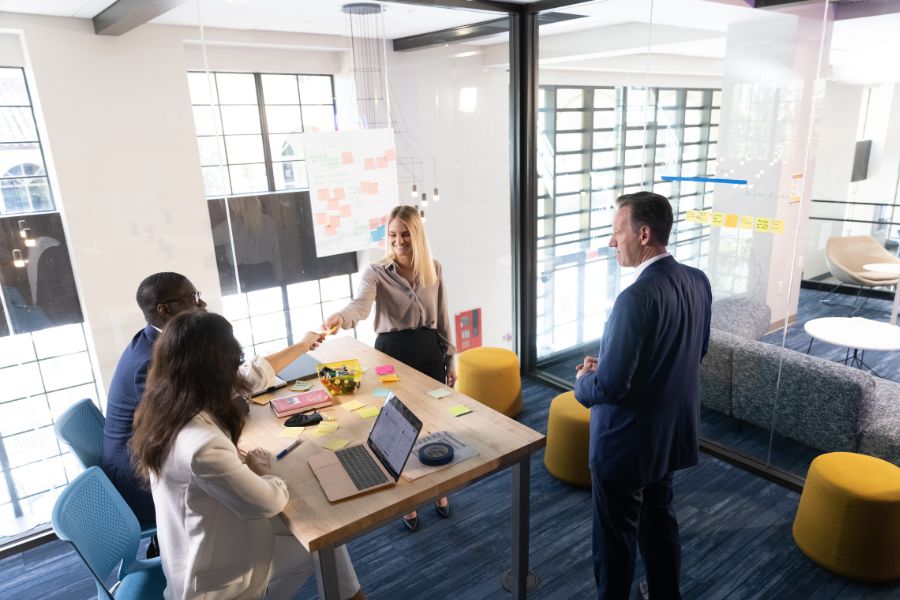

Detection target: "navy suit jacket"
[100, 324, 158, 527]
[575, 255, 712, 485]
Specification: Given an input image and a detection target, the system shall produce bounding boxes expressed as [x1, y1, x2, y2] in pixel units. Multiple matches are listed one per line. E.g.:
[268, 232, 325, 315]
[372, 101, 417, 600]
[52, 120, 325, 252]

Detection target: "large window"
[187, 72, 362, 355]
[188, 72, 337, 197]
[536, 85, 720, 358]
[0, 68, 97, 546]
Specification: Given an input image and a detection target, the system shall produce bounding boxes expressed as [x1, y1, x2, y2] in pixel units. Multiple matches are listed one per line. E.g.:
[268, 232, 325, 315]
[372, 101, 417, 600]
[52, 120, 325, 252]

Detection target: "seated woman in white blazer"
[131, 311, 365, 600]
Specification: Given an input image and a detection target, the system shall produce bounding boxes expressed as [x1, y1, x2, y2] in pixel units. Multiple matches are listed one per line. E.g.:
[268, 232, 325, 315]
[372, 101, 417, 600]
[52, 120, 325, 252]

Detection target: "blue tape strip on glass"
[419, 442, 454, 466]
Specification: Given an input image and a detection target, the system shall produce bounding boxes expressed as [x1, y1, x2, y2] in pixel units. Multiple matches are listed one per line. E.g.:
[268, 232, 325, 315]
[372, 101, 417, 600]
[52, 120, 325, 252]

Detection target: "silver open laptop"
[309, 393, 422, 502]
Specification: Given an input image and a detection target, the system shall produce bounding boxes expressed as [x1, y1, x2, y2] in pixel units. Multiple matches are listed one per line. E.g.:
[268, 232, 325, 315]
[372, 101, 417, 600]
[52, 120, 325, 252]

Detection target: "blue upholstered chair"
[51, 466, 166, 599]
[54, 399, 156, 540]
[54, 398, 105, 468]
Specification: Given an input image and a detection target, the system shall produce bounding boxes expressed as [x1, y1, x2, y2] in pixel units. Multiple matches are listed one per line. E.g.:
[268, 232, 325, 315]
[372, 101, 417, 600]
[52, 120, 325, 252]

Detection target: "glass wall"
[0, 0, 511, 549]
[531, 0, 870, 481]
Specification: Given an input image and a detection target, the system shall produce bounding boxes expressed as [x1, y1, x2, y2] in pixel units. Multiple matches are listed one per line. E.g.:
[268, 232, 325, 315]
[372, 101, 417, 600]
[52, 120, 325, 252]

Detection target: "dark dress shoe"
[402, 514, 419, 531]
[434, 499, 451, 519]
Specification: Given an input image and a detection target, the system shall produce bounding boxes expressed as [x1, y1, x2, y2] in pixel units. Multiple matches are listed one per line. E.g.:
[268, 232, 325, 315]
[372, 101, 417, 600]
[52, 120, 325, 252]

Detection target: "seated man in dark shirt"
[101, 272, 324, 545]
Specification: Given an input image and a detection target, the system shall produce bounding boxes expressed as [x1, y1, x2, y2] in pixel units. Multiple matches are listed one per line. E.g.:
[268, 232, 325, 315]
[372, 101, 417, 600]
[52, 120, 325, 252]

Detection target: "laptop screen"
[368, 393, 422, 480]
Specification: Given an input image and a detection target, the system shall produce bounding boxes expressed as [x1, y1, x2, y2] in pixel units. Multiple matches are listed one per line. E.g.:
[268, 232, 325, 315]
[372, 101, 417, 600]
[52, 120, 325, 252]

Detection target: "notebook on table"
[270, 389, 333, 417]
[308, 393, 422, 502]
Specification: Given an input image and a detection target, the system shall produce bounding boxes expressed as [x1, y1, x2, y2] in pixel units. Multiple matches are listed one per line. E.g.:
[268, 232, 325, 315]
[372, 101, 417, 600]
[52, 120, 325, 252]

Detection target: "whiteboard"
[303, 129, 399, 257]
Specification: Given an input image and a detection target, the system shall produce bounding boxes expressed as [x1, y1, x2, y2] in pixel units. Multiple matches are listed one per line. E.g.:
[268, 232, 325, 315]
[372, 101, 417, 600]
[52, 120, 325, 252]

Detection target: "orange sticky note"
[379, 373, 400, 383]
[375, 157, 387, 168]
[341, 151, 354, 164]
[724, 214, 739, 228]
[340, 205, 352, 217]
[315, 212, 327, 225]
[364, 158, 376, 170]
[317, 189, 331, 202]
[333, 187, 346, 201]
[327, 199, 340, 210]
[324, 223, 337, 236]
[384, 148, 396, 161]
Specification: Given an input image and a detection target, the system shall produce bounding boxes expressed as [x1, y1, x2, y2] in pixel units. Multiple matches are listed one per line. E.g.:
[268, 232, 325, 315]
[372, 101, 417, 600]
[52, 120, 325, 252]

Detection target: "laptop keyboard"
[335, 445, 389, 490]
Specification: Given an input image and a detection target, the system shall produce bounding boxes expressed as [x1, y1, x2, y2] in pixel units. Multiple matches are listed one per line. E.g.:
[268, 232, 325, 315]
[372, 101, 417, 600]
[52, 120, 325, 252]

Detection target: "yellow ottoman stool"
[543, 391, 591, 488]
[455, 347, 521, 417]
[792, 452, 900, 583]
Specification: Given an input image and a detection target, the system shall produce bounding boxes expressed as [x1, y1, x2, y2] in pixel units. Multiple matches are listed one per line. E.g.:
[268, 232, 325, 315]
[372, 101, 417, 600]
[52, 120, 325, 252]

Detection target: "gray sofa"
[702, 300, 900, 466]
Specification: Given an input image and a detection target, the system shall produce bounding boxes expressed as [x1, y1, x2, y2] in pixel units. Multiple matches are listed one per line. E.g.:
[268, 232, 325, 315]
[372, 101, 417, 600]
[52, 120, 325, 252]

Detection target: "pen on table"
[276, 438, 303, 460]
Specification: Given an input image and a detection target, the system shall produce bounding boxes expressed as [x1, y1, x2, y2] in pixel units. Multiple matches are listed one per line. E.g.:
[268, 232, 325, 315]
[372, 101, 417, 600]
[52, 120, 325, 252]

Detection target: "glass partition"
[0, 0, 511, 549]
[532, 0, 852, 481]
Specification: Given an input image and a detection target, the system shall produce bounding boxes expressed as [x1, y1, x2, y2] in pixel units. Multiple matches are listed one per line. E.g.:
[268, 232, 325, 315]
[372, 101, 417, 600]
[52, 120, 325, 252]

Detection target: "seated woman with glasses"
[131, 310, 365, 600]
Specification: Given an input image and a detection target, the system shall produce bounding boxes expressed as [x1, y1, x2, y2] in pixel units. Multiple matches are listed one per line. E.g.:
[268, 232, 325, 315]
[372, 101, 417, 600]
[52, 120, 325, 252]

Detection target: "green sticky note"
[290, 380, 313, 391]
[322, 438, 350, 451]
[428, 388, 452, 399]
[279, 427, 303, 439]
[340, 399, 365, 411]
[448, 404, 472, 417]
[371, 388, 391, 398]
[358, 406, 380, 418]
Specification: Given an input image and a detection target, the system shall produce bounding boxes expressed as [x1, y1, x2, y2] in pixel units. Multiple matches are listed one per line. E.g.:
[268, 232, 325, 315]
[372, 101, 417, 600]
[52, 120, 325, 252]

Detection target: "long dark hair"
[132, 311, 250, 480]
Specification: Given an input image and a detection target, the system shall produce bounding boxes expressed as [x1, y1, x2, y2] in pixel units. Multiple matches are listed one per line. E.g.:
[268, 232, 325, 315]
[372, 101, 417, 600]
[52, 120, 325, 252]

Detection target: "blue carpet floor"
[2, 376, 899, 599]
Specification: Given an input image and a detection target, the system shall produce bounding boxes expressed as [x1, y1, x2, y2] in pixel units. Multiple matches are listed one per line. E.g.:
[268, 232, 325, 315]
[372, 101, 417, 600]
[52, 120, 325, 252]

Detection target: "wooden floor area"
[3, 376, 899, 599]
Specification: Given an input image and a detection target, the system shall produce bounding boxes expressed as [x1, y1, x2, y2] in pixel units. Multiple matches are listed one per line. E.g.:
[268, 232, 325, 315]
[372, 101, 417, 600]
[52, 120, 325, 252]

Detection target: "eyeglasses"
[159, 290, 202, 305]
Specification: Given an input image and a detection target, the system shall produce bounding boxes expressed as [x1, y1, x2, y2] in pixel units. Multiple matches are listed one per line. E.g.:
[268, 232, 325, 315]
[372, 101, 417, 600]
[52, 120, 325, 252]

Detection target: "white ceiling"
[1, 0, 899, 83]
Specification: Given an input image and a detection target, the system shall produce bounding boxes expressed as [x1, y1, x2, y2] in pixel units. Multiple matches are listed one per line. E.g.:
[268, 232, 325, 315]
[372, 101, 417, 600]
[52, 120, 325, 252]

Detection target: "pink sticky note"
[340, 205, 352, 217]
[327, 199, 340, 210]
[375, 157, 387, 169]
[341, 151, 354, 164]
[324, 223, 337, 236]
[369, 218, 379, 229]
[317, 189, 331, 202]
[328, 215, 341, 226]
[375, 365, 395, 375]
[333, 187, 346, 201]
[315, 212, 327, 225]
[364, 158, 376, 170]
[384, 148, 396, 161]
[360, 181, 379, 194]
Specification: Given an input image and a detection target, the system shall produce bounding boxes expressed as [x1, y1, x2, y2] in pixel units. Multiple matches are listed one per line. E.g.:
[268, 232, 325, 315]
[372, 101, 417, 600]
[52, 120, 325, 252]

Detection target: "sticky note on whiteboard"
[739, 216, 754, 230]
[711, 212, 725, 227]
[755, 217, 770, 232]
[341, 151, 354, 164]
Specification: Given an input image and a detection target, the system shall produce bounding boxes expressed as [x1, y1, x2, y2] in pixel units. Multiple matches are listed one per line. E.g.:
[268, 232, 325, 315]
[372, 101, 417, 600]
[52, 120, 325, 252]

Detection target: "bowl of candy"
[316, 359, 362, 396]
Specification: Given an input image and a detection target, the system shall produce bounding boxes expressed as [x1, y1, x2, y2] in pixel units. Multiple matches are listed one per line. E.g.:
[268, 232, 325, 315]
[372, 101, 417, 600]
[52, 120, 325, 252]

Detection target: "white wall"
[0, 14, 221, 394]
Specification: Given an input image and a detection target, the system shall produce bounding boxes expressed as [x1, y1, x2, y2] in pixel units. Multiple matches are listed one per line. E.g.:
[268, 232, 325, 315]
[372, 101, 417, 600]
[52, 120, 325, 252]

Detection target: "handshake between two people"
[575, 356, 598, 380]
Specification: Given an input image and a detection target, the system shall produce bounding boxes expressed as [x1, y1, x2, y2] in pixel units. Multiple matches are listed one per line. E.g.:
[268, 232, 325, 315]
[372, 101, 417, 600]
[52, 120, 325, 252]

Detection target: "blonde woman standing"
[323, 204, 455, 531]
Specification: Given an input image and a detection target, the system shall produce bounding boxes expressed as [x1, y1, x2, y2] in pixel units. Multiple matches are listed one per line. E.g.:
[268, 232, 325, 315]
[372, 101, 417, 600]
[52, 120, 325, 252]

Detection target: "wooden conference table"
[243, 336, 546, 599]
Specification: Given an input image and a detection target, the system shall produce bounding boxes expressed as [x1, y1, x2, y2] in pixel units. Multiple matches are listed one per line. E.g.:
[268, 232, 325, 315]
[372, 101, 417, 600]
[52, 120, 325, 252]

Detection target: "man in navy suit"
[575, 192, 712, 600]
[101, 272, 206, 531]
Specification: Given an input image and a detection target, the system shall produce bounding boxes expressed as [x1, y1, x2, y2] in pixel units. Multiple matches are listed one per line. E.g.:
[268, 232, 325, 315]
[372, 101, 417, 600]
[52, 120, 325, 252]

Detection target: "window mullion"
[255, 73, 276, 193]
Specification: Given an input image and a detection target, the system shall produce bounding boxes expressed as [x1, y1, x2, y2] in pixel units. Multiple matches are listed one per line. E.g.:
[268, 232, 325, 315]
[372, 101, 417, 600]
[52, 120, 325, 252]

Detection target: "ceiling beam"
[93, 0, 189, 36]
[393, 11, 583, 52]
[385, 0, 516, 13]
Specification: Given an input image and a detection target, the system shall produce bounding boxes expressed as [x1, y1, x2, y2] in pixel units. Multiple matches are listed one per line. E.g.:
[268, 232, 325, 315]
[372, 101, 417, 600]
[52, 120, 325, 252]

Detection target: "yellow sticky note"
[724, 214, 739, 228]
[739, 216, 754, 230]
[311, 428, 331, 438]
[251, 395, 269, 406]
[711, 212, 725, 227]
[685, 210, 699, 223]
[448, 404, 472, 417]
[770, 219, 785, 234]
[279, 427, 303, 439]
[322, 438, 350, 451]
[755, 217, 770, 232]
[340, 399, 365, 411]
[317, 421, 339, 434]
[379, 373, 400, 383]
[698, 211, 711, 225]
[358, 406, 380, 418]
